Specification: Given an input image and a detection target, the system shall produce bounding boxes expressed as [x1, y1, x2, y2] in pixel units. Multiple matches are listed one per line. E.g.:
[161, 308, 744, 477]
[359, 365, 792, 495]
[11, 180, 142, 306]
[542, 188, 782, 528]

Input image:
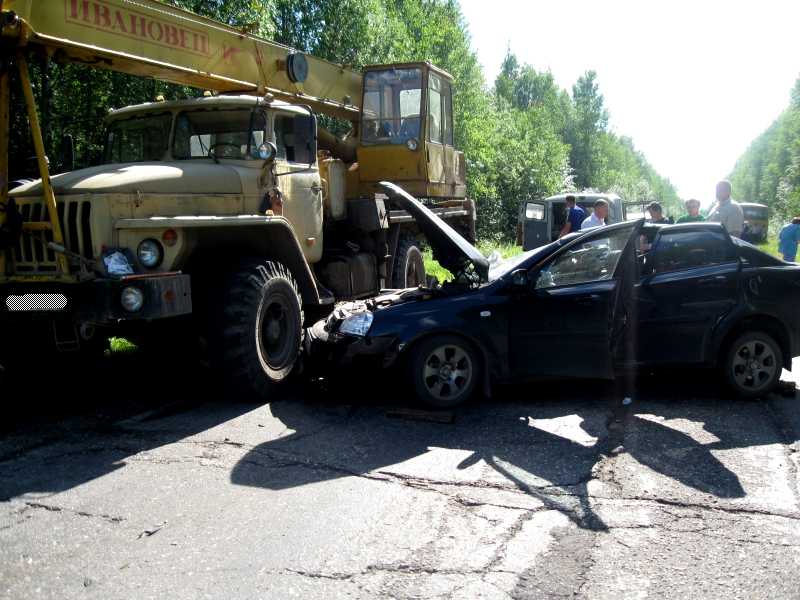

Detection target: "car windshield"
[487, 241, 560, 281]
[104, 113, 172, 163]
[173, 109, 267, 160]
[361, 68, 422, 145]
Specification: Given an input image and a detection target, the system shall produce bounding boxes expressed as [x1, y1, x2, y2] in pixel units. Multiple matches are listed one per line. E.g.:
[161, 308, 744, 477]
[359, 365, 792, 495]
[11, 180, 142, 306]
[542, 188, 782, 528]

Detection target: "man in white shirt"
[581, 199, 609, 230]
[707, 180, 744, 238]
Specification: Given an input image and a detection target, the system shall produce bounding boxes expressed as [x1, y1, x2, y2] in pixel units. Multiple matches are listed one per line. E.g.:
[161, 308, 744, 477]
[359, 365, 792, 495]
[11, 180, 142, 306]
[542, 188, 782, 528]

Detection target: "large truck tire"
[215, 259, 303, 401]
[392, 236, 426, 289]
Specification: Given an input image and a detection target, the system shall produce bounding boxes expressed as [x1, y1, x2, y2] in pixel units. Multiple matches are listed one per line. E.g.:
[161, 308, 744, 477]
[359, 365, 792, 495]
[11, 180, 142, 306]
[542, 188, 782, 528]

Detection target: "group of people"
[557, 180, 800, 262]
[643, 180, 746, 236]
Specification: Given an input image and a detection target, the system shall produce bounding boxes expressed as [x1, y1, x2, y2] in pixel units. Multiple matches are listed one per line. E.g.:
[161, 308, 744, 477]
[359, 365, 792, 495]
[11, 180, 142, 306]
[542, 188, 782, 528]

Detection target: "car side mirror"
[511, 268, 529, 289]
[258, 141, 277, 163]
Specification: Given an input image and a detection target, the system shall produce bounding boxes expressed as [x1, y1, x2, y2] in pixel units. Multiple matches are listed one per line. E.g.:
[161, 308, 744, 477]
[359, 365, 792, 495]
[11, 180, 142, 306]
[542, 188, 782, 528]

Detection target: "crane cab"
[355, 62, 466, 200]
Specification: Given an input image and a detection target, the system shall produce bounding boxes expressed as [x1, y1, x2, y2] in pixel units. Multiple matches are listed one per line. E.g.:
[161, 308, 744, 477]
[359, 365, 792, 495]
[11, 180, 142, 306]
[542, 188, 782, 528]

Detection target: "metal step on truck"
[0, 0, 476, 398]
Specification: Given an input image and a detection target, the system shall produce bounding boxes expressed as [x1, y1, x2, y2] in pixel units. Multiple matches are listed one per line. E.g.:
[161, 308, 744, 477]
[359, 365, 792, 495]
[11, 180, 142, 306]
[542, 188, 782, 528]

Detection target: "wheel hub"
[438, 363, 454, 381]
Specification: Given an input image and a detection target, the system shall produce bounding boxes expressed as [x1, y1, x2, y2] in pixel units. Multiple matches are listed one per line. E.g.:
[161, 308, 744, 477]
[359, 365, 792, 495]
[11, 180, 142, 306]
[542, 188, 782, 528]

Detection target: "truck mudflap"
[0, 272, 192, 325]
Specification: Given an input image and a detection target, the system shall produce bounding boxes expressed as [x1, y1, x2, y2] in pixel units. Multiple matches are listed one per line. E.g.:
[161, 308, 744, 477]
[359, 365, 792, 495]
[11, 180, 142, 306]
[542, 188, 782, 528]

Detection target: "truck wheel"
[392, 236, 426, 288]
[409, 335, 479, 408]
[722, 331, 782, 399]
[218, 260, 303, 400]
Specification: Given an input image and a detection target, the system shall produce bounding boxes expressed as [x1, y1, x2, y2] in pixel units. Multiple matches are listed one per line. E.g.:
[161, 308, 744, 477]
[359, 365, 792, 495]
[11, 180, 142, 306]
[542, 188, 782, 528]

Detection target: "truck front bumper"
[0, 273, 192, 326]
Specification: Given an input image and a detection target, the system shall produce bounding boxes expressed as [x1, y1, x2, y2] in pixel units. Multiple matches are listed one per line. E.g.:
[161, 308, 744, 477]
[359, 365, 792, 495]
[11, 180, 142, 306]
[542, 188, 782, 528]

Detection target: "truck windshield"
[104, 113, 171, 163]
[361, 68, 422, 145]
[173, 109, 267, 159]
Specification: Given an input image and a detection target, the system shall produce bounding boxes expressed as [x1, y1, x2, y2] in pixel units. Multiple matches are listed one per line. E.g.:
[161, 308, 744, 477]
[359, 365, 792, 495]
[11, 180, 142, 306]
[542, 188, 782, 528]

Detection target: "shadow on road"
[0, 351, 254, 501]
[230, 373, 787, 530]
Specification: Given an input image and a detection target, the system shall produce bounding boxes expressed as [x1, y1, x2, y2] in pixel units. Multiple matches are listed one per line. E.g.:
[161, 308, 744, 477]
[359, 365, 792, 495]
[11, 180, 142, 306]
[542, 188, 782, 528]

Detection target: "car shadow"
[230, 373, 790, 530]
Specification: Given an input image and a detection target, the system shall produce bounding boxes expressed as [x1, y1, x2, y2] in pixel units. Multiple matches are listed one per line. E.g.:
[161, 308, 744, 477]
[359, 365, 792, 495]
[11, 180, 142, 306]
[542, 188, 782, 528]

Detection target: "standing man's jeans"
[783, 253, 797, 262]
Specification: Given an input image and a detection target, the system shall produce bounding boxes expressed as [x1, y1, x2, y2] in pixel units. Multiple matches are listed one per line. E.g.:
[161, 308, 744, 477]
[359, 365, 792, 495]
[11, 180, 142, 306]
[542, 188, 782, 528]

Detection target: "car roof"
[642, 222, 730, 236]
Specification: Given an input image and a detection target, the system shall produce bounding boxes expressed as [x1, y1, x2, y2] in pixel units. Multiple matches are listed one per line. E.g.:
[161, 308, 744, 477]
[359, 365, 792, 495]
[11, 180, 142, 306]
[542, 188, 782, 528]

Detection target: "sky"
[459, 0, 800, 204]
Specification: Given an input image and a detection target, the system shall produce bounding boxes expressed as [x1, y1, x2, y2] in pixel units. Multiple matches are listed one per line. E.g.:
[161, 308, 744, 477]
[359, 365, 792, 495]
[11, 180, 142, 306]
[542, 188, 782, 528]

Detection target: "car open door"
[508, 219, 644, 381]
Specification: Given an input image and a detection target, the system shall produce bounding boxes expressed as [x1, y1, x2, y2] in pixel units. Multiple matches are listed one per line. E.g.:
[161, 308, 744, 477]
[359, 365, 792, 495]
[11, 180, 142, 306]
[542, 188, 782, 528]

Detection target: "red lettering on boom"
[65, 0, 210, 55]
[93, 3, 110, 27]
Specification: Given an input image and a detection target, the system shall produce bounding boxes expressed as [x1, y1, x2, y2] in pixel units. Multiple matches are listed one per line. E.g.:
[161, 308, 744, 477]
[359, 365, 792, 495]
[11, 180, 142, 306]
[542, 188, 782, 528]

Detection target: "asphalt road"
[1, 354, 799, 599]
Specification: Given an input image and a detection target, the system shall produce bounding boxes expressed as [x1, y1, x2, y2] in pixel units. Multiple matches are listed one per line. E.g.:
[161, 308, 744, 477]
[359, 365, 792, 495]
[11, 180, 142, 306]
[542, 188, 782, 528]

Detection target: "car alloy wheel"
[724, 331, 782, 398]
[410, 335, 479, 408]
[731, 339, 778, 392]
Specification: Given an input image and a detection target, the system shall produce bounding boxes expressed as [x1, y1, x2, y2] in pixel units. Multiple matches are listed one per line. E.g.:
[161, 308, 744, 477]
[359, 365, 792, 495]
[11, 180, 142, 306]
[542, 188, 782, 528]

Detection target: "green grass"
[423, 241, 522, 282]
[756, 238, 781, 259]
[109, 337, 138, 353]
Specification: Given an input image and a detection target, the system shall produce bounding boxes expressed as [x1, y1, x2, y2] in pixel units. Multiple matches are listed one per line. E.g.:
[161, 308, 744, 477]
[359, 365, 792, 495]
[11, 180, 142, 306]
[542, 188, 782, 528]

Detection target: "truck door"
[273, 111, 323, 263]
[509, 220, 643, 381]
[522, 201, 548, 250]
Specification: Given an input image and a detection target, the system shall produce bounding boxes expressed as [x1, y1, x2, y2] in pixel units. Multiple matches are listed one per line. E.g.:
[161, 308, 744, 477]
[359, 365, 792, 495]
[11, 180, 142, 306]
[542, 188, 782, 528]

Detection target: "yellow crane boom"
[1, 0, 362, 120]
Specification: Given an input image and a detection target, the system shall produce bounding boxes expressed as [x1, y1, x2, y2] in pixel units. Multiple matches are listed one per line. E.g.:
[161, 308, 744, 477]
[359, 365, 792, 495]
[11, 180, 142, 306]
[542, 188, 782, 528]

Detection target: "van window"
[525, 202, 545, 220]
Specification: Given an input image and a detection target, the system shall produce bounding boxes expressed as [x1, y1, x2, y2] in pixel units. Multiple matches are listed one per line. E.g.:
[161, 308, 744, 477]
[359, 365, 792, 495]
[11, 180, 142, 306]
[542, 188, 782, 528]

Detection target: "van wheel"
[722, 331, 782, 399]
[410, 335, 479, 408]
[392, 236, 426, 288]
[216, 260, 303, 401]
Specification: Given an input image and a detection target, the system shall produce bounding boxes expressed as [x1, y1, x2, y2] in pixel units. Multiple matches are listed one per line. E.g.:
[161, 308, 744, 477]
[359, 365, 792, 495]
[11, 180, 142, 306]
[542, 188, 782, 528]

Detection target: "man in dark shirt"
[559, 195, 586, 238]
[646, 201, 673, 224]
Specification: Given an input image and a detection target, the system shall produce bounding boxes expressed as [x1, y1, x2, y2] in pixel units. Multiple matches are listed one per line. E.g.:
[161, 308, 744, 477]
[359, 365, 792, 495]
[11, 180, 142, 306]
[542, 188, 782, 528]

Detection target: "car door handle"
[698, 275, 727, 285]
[310, 184, 323, 194]
[575, 294, 600, 305]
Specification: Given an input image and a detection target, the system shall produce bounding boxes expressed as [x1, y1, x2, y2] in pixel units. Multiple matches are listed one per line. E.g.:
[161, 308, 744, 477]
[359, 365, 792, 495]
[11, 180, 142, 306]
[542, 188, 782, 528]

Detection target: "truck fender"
[115, 215, 322, 306]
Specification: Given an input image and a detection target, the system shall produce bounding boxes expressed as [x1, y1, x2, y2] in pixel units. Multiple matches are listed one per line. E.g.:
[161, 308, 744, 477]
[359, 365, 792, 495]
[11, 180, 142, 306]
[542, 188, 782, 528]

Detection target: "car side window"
[536, 228, 630, 288]
[653, 230, 737, 274]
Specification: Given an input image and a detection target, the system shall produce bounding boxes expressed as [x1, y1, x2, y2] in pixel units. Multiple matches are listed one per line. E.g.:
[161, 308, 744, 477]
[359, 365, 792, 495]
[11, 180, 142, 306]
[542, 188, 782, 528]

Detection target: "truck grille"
[11, 199, 94, 273]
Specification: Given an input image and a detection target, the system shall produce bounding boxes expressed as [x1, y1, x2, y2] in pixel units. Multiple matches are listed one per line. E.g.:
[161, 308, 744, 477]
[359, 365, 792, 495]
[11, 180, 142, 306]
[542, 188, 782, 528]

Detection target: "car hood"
[379, 182, 489, 283]
[10, 162, 244, 196]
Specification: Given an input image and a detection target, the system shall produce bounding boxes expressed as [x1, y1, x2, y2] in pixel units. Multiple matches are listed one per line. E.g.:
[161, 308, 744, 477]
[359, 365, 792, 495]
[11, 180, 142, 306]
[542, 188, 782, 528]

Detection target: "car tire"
[722, 331, 783, 399]
[409, 335, 479, 408]
[215, 259, 303, 401]
[392, 236, 426, 289]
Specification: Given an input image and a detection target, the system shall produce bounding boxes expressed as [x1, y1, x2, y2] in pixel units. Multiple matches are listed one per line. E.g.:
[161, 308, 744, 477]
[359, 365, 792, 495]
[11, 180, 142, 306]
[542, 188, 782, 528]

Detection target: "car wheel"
[215, 260, 303, 400]
[410, 335, 479, 408]
[392, 236, 426, 288]
[723, 331, 783, 399]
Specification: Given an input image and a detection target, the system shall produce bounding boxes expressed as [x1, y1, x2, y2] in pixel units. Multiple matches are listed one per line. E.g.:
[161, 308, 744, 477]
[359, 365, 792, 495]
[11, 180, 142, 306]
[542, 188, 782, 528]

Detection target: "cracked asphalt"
[1, 355, 800, 599]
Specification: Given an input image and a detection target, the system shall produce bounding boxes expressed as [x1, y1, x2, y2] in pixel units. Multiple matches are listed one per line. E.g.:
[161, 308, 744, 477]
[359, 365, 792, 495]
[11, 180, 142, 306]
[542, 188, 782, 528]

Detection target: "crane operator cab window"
[361, 68, 422, 145]
[427, 73, 453, 146]
[173, 109, 267, 160]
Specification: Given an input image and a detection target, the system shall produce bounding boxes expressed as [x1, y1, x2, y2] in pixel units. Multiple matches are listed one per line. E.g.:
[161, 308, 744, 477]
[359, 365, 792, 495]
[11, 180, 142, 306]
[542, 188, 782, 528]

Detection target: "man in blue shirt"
[778, 217, 800, 262]
[559, 195, 586, 238]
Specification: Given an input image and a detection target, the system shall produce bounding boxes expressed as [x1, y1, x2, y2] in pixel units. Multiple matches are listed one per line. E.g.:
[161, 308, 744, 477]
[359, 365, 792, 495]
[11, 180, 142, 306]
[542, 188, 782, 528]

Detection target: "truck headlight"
[338, 311, 373, 337]
[137, 239, 163, 268]
[120, 286, 144, 312]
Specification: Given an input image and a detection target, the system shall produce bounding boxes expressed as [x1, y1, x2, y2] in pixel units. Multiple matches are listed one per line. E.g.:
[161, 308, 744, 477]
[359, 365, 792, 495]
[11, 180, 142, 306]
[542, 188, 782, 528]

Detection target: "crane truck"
[0, 0, 476, 397]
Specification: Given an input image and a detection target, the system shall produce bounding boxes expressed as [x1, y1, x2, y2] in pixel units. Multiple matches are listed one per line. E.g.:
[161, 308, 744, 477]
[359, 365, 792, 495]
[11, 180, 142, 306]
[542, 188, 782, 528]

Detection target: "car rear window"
[653, 230, 737, 273]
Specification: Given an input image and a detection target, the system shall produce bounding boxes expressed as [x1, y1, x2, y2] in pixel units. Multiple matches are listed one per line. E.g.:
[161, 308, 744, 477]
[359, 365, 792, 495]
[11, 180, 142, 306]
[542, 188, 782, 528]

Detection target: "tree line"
[730, 77, 800, 224]
[7, 0, 678, 242]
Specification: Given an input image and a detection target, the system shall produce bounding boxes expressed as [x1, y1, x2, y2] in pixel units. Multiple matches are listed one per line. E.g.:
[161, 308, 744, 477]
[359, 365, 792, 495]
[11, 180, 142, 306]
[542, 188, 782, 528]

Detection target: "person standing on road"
[559, 195, 586, 238]
[677, 198, 705, 223]
[581, 199, 609, 230]
[707, 180, 744, 238]
[646, 201, 673, 224]
[778, 217, 800, 262]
